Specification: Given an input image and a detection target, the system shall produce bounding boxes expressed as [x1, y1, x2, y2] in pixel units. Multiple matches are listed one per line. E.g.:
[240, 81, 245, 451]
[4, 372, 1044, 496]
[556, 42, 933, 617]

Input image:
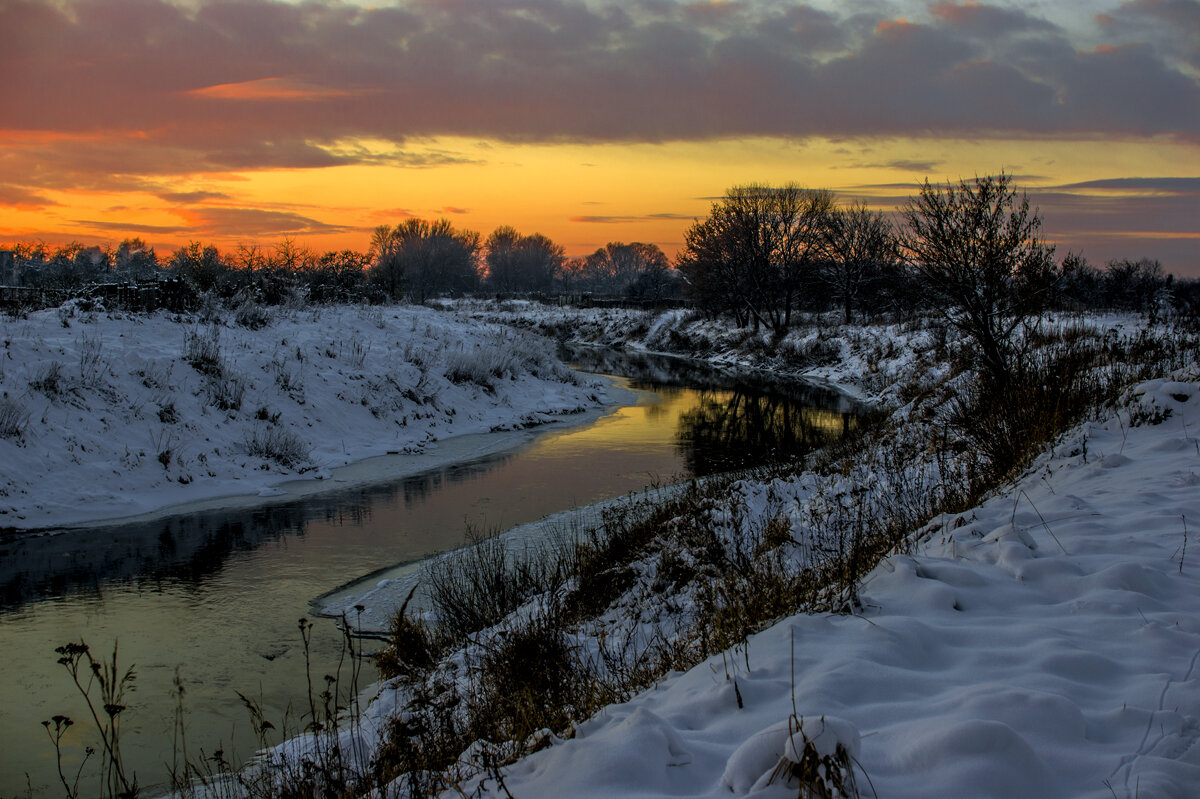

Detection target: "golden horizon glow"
[3, 134, 1198, 271]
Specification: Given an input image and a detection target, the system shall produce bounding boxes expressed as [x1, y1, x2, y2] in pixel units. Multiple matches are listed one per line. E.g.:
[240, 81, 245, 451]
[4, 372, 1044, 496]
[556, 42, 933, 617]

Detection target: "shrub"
[470, 612, 585, 745]
[0, 396, 28, 439]
[444, 343, 516, 387]
[78, 332, 106, 386]
[245, 424, 309, 468]
[184, 327, 224, 377]
[425, 527, 566, 641]
[206, 373, 245, 411]
[234, 296, 272, 330]
[30, 360, 67, 398]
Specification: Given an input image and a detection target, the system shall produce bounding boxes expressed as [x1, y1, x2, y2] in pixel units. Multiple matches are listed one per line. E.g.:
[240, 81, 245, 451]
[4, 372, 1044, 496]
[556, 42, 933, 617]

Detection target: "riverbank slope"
[0, 303, 606, 530]
[454, 367, 1200, 798]
[319, 308, 1198, 799]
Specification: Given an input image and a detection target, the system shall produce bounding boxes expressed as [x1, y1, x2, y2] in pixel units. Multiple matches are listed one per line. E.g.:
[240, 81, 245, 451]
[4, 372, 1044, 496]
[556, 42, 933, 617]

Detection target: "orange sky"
[2, 1, 1198, 272]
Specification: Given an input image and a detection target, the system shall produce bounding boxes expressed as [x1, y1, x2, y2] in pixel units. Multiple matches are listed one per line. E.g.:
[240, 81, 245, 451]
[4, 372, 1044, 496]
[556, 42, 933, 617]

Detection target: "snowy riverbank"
[0, 303, 608, 530]
[448, 369, 1200, 798]
[310, 308, 1200, 799]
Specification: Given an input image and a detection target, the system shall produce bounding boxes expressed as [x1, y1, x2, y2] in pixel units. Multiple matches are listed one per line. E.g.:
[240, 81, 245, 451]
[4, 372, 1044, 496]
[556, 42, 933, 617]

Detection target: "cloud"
[1053, 177, 1200, 194]
[1, 0, 1195, 192]
[178, 208, 354, 237]
[157, 190, 232, 203]
[1, 184, 58, 209]
[569, 213, 694, 223]
[69, 207, 353, 239]
[187, 77, 366, 102]
[72, 219, 191, 235]
[834, 159, 943, 173]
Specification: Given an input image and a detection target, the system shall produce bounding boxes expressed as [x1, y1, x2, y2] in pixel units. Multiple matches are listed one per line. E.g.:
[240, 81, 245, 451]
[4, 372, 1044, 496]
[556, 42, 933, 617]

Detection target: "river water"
[0, 348, 854, 797]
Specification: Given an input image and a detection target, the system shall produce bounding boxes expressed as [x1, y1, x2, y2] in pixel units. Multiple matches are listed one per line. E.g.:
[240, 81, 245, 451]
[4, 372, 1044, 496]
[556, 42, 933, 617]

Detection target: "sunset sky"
[2, 0, 1198, 273]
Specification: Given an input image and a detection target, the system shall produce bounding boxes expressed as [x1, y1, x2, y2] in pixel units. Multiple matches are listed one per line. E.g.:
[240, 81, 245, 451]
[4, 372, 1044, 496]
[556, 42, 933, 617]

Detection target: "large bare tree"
[900, 173, 1058, 386]
[822, 201, 895, 325]
[485, 227, 564, 293]
[678, 184, 834, 335]
[370, 219, 481, 302]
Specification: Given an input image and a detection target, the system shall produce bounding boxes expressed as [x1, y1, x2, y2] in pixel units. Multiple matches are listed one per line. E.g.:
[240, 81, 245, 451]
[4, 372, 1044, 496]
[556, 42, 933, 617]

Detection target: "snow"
[447, 299, 1138, 404]
[11, 296, 1197, 798]
[450, 370, 1200, 798]
[0, 302, 609, 530]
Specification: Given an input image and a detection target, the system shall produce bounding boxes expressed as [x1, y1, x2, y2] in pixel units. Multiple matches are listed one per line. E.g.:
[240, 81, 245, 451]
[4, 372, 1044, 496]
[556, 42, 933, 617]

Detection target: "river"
[0, 347, 855, 798]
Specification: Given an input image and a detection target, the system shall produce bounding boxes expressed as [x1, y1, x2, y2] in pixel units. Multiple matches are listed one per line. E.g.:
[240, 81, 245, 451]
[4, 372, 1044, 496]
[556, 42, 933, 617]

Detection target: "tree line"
[2, 176, 1194, 328]
[2, 227, 679, 307]
[678, 177, 1189, 335]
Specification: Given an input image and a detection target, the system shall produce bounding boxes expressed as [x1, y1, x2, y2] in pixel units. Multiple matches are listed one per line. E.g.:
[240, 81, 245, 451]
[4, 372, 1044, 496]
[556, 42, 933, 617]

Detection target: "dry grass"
[363, 322, 1195, 795]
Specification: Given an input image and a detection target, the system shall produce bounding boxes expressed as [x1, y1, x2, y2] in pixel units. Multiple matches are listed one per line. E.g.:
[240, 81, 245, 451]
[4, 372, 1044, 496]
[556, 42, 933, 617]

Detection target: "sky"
[2, 0, 1198, 273]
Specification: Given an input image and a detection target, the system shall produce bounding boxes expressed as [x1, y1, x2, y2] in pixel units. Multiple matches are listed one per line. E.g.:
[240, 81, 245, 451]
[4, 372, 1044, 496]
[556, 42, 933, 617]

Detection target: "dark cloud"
[1, 184, 58, 208]
[73, 219, 191, 235]
[181, 208, 354, 237]
[69, 207, 353, 239]
[1055, 177, 1200, 194]
[1098, 0, 1200, 71]
[157, 190, 232, 204]
[569, 212, 693, 223]
[834, 160, 943, 173]
[1, 0, 1195, 190]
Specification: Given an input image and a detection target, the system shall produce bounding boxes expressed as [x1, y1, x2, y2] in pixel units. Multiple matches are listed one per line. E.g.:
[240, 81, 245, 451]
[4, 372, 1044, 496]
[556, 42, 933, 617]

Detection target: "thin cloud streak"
[569, 213, 694, 224]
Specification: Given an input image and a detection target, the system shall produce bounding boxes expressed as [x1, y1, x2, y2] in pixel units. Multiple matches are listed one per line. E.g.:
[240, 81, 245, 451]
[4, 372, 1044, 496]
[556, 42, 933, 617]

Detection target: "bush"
[244, 424, 309, 468]
[0, 396, 28, 439]
[206, 373, 245, 411]
[184, 327, 224, 377]
[234, 295, 272, 330]
[29, 360, 67, 398]
[425, 527, 566, 641]
[444, 343, 518, 387]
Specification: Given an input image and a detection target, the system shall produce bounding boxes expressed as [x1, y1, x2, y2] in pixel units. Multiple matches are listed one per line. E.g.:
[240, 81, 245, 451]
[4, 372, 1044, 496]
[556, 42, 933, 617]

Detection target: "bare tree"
[369, 219, 481, 302]
[170, 241, 229, 294]
[822, 201, 895, 324]
[579, 242, 671, 295]
[900, 173, 1058, 386]
[677, 184, 834, 335]
[113, 237, 159, 280]
[485, 227, 564, 293]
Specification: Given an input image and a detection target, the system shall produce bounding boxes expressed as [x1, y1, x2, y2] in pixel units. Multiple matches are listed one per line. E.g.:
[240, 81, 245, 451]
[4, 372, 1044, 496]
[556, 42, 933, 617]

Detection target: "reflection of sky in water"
[0, 360, 855, 797]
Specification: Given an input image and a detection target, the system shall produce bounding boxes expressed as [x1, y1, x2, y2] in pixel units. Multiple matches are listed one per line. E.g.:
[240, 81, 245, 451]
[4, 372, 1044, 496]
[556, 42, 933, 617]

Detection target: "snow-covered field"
[447, 370, 1200, 798]
[0, 302, 606, 529]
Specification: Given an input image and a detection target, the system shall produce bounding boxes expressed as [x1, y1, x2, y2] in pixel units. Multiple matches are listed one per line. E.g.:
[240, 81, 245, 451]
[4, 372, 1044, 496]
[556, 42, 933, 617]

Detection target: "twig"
[1181, 515, 1189, 575]
[1012, 489, 1069, 555]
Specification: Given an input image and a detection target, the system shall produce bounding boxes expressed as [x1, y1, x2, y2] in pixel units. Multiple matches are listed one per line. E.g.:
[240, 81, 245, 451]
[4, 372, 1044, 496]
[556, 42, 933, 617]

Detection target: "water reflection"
[678, 388, 853, 476]
[0, 451, 523, 611]
[564, 344, 856, 477]
[0, 347, 858, 798]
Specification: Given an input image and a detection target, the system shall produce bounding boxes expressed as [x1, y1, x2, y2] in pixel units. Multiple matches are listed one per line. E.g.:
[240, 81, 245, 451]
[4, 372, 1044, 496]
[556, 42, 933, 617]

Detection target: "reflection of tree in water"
[564, 343, 856, 414]
[0, 348, 855, 611]
[0, 451, 515, 611]
[677, 388, 853, 476]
